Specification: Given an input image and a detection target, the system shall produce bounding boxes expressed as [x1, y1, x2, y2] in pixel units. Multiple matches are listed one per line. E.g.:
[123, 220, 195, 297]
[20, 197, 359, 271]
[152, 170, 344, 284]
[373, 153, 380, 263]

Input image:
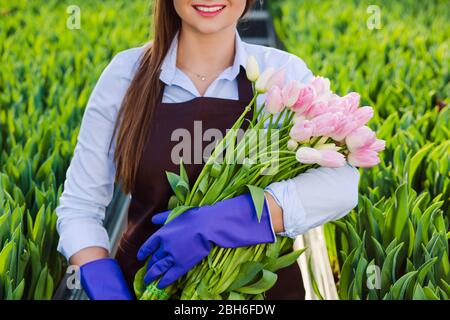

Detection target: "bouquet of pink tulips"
[135, 56, 385, 300]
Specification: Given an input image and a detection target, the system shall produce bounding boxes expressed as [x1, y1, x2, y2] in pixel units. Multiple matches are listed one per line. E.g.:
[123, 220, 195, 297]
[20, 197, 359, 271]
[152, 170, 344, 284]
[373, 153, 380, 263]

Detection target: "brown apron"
[115, 66, 304, 299]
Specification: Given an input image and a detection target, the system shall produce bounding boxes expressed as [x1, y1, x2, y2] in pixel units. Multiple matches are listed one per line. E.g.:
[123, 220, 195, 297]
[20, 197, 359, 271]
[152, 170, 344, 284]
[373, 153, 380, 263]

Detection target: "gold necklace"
[194, 73, 207, 82]
[180, 65, 224, 82]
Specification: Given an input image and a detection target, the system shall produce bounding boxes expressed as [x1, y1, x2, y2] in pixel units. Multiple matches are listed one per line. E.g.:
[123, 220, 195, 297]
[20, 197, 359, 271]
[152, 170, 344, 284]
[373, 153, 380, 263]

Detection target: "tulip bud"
[328, 113, 357, 142]
[267, 68, 286, 90]
[295, 147, 322, 164]
[287, 139, 298, 151]
[290, 119, 314, 142]
[311, 76, 331, 97]
[265, 86, 284, 114]
[282, 80, 302, 108]
[245, 56, 260, 82]
[316, 149, 346, 168]
[311, 113, 338, 137]
[369, 139, 386, 152]
[292, 85, 315, 116]
[255, 67, 276, 93]
[345, 126, 376, 152]
[348, 148, 380, 168]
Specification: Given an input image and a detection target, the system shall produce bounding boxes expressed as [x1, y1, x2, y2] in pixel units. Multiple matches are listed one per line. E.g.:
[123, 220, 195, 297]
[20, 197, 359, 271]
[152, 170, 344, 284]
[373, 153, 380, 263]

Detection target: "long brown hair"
[111, 0, 257, 194]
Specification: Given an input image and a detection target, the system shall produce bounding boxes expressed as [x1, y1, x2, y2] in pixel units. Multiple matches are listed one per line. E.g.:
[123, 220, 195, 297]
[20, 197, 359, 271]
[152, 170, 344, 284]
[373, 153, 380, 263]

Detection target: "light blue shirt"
[56, 30, 360, 260]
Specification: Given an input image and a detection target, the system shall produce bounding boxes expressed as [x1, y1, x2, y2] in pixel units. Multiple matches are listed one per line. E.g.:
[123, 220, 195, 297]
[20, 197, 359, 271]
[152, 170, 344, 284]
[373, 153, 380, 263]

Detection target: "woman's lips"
[192, 5, 226, 17]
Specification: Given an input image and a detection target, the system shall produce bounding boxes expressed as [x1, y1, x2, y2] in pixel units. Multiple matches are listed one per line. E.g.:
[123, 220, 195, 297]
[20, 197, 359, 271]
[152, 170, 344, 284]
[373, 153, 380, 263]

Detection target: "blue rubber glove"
[137, 193, 276, 289]
[79, 258, 133, 300]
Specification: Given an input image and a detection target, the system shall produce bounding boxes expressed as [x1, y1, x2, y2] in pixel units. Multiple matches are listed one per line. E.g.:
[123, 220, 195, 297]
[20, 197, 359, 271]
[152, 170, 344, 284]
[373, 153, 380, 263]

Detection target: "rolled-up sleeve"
[56, 51, 136, 260]
[266, 164, 360, 238]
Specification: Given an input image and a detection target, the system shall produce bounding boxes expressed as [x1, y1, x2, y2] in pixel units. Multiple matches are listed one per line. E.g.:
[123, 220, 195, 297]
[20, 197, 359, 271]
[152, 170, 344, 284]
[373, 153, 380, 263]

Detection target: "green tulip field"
[0, 0, 151, 299]
[0, 0, 448, 300]
[271, 0, 449, 299]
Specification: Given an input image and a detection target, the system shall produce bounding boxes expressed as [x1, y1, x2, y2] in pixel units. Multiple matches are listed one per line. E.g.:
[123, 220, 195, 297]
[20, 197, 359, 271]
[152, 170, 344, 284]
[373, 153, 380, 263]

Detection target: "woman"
[56, 0, 360, 300]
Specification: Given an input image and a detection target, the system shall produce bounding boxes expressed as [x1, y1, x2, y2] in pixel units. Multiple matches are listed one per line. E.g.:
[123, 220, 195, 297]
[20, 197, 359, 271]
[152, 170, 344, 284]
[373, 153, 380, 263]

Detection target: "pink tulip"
[267, 68, 286, 89]
[282, 80, 302, 108]
[255, 68, 276, 93]
[326, 95, 346, 114]
[291, 85, 315, 115]
[317, 149, 346, 168]
[310, 113, 338, 137]
[352, 106, 374, 127]
[295, 147, 346, 168]
[341, 92, 360, 114]
[348, 148, 381, 168]
[265, 85, 284, 114]
[290, 119, 314, 142]
[345, 126, 377, 152]
[305, 100, 329, 118]
[329, 112, 358, 142]
[296, 147, 322, 164]
[369, 139, 386, 152]
[310, 77, 332, 99]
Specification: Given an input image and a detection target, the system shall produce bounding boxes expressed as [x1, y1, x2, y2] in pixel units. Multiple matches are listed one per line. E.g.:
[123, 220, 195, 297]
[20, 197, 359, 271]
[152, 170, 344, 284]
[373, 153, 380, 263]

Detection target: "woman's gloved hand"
[79, 257, 133, 300]
[137, 193, 276, 289]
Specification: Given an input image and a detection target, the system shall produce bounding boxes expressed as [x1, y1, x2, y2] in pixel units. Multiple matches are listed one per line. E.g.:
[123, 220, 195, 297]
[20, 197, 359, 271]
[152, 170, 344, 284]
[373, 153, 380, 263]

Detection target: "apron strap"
[237, 65, 254, 104]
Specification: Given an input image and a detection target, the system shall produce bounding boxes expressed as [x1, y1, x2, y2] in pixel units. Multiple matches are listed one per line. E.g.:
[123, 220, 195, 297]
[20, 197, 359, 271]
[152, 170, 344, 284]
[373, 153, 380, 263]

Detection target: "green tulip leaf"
[246, 185, 265, 223]
[235, 270, 278, 294]
[229, 261, 264, 291]
[265, 248, 305, 272]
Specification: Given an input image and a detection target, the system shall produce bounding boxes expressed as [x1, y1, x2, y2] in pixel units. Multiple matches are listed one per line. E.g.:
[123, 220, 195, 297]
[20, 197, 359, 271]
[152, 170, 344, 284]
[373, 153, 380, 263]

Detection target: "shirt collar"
[159, 29, 248, 85]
